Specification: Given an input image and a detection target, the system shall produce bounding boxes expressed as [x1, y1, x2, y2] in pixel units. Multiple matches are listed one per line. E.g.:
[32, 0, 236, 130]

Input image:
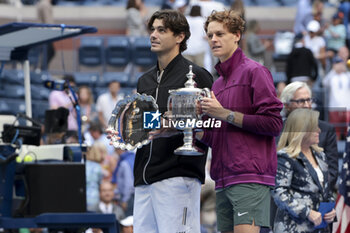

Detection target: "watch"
[226, 111, 235, 124]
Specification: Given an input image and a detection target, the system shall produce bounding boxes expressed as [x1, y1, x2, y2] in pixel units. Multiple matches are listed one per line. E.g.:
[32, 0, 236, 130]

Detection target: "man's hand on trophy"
[196, 99, 203, 116]
[106, 128, 121, 145]
[201, 91, 227, 120]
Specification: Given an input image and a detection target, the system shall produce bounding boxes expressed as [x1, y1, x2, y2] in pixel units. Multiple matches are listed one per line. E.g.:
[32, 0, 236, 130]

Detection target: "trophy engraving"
[167, 65, 211, 156]
[107, 93, 158, 151]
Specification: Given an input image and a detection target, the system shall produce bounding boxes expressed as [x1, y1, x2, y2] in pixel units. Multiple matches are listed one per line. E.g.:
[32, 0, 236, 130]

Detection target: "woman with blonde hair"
[78, 85, 97, 133]
[272, 108, 336, 233]
[86, 142, 105, 211]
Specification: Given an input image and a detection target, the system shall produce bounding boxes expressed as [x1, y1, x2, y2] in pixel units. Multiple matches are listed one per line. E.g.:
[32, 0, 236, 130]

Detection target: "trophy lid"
[168, 65, 202, 95]
[184, 65, 196, 88]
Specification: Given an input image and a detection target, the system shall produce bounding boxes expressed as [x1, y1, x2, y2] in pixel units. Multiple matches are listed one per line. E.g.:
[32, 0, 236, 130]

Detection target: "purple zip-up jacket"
[201, 48, 283, 190]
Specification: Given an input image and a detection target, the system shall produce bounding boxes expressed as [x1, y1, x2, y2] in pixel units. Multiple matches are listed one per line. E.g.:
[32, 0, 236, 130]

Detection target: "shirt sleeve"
[242, 67, 283, 137]
[200, 129, 213, 147]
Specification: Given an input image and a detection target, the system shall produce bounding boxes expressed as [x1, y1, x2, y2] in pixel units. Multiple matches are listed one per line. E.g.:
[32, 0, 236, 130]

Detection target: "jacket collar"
[156, 53, 183, 83]
[215, 47, 244, 79]
[297, 149, 327, 193]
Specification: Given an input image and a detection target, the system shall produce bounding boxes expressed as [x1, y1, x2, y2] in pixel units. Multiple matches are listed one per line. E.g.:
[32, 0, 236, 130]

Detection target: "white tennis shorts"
[133, 177, 201, 233]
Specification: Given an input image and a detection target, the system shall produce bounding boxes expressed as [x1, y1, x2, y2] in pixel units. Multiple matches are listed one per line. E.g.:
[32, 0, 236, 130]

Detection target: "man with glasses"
[280, 81, 338, 192]
[289, 97, 314, 105]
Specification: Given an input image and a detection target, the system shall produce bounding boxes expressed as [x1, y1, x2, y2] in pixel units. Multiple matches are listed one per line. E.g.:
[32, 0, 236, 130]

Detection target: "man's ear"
[176, 33, 185, 44]
[284, 103, 291, 114]
[234, 32, 241, 43]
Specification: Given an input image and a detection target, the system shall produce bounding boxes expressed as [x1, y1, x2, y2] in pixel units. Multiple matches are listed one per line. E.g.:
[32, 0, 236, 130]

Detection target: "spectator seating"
[0, 69, 24, 85]
[105, 36, 130, 67]
[0, 98, 26, 116]
[0, 100, 11, 115]
[78, 36, 104, 67]
[1, 70, 51, 86]
[119, 87, 135, 97]
[279, 0, 298, 6]
[131, 36, 157, 68]
[100, 72, 129, 87]
[0, 97, 48, 123]
[128, 72, 142, 87]
[31, 84, 51, 101]
[78, 35, 157, 71]
[74, 72, 100, 87]
[254, 0, 282, 7]
[2, 84, 26, 99]
[30, 71, 51, 85]
[32, 100, 50, 122]
[0, 66, 144, 123]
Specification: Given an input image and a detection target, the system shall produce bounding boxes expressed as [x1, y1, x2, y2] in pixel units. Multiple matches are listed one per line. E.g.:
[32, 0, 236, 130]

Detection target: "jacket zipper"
[142, 70, 163, 184]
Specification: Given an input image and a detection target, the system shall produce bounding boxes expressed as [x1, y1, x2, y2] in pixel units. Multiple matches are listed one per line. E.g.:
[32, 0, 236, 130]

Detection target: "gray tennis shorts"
[215, 183, 271, 232]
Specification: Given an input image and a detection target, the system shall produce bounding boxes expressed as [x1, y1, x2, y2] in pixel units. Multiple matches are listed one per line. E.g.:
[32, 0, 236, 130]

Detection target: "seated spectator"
[337, 46, 350, 62]
[85, 121, 115, 156]
[78, 85, 97, 133]
[304, 20, 327, 72]
[86, 142, 105, 211]
[294, 0, 313, 35]
[230, 0, 245, 22]
[246, 20, 272, 66]
[183, 5, 207, 68]
[338, 0, 350, 48]
[324, 13, 346, 60]
[126, 0, 148, 37]
[322, 55, 350, 140]
[96, 80, 124, 129]
[86, 122, 117, 180]
[286, 33, 318, 86]
[111, 148, 135, 217]
[173, 0, 187, 14]
[272, 108, 336, 232]
[311, 0, 326, 36]
[92, 181, 125, 222]
[49, 74, 78, 131]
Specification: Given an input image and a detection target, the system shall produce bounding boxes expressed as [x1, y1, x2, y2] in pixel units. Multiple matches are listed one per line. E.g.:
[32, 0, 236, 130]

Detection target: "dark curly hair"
[204, 10, 245, 37]
[147, 9, 190, 52]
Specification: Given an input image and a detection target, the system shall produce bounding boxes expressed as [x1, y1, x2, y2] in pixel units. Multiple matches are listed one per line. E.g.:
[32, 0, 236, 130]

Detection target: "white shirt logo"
[237, 212, 248, 217]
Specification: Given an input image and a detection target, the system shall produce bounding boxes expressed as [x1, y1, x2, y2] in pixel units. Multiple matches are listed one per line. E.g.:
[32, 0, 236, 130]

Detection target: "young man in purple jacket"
[196, 10, 283, 233]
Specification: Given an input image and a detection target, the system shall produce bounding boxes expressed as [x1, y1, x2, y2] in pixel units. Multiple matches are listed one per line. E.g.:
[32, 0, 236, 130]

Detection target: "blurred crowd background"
[0, 0, 349, 232]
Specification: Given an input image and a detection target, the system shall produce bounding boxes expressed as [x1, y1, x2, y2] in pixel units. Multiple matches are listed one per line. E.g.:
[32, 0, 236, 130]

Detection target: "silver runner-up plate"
[107, 93, 158, 151]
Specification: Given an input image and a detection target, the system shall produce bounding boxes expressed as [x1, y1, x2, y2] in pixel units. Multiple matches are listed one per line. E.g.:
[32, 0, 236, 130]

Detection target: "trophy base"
[174, 147, 203, 156]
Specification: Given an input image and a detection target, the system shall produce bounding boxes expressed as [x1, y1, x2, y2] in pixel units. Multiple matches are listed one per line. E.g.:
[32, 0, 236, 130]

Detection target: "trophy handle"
[199, 88, 211, 118]
[201, 88, 211, 99]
